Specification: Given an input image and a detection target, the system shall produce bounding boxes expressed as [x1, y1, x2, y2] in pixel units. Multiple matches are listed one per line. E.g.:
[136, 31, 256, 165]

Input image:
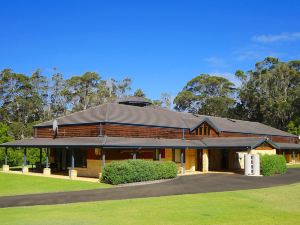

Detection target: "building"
[1, 97, 300, 178]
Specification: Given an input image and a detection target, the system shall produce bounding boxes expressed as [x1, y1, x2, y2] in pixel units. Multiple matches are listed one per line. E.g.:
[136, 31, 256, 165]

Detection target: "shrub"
[260, 154, 287, 176]
[101, 159, 177, 185]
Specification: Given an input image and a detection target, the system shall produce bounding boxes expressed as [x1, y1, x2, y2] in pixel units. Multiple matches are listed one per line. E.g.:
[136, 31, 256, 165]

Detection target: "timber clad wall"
[104, 124, 186, 139]
[36, 124, 100, 138]
[35, 123, 296, 143]
[36, 123, 218, 139]
[220, 131, 297, 143]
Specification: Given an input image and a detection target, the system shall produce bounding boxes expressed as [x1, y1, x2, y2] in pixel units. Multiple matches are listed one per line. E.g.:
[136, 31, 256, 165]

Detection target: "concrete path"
[1, 168, 300, 208]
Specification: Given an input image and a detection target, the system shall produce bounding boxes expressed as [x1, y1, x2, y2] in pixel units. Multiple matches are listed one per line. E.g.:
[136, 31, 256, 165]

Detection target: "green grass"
[0, 172, 110, 196]
[287, 163, 300, 168]
[0, 183, 299, 225]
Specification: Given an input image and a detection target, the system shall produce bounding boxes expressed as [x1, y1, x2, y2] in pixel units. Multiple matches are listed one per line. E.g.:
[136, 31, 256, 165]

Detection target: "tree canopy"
[234, 57, 300, 131]
[174, 74, 236, 117]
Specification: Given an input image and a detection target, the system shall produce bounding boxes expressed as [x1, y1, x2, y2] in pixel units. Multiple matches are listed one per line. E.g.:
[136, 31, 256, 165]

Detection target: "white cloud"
[252, 32, 300, 43]
[204, 56, 227, 68]
[234, 45, 284, 61]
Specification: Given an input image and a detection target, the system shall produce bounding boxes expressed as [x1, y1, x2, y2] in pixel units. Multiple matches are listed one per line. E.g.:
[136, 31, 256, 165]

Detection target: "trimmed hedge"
[101, 159, 177, 185]
[260, 154, 287, 176]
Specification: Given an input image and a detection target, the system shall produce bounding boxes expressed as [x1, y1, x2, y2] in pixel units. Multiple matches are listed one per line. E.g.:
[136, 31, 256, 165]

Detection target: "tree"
[174, 74, 236, 117]
[134, 88, 146, 97]
[64, 72, 100, 111]
[0, 69, 44, 138]
[235, 57, 300, 130]
[159, 93, 172, 109]
[49, 69, 67, 118]
[30, 69, 49, 120]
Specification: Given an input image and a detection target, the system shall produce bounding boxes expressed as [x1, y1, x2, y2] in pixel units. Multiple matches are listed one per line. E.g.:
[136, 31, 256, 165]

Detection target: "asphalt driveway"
[1, 168, 300, 208]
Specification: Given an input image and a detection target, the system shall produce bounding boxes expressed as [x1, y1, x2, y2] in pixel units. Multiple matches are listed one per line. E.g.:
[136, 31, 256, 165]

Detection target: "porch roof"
[0, 136, 206, 149]
[1, 136, 291, 150]
[273, 142, 300, 150]
[201, 137, 274, 149]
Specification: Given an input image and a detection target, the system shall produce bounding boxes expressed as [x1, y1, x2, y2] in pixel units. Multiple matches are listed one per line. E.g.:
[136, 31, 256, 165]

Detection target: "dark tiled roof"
[34, 103, 296, 137]
[0, 137, 205, 148]
[104, 136, 205, 148]
[0, 137, 106, 147]
[200, 115, 295, 137]
[2, 136, 286, 150]
[201, 137, 272, 149]
[274, 142, 300, 150]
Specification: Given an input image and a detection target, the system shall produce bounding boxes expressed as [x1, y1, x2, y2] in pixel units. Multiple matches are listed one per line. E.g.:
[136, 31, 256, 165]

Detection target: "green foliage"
[260, 154, 287, 176]
[0, 148, 45, 167]
[0, 122, 12, 144]
[174, 74, 236, 117]
[134, 88, 146, 97]
[235, 57, 300, 130]
[287, 119, 300, 135]
[101, 160, 177, 185]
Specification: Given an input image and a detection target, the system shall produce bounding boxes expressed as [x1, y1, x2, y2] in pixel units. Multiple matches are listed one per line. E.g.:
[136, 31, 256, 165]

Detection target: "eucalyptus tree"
[235, 57, 300, 130]
[64, 72, 100, 111]
[49, 69, 67, 118]
[174, 74, 236, 117]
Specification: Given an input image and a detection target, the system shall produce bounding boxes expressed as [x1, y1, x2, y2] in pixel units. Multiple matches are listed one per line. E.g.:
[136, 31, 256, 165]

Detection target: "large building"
[2, 97, 300, 178]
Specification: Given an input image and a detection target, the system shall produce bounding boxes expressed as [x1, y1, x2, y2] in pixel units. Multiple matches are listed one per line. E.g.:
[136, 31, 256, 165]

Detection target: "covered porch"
[0, 136, 208, 179]
[2, 136, 297, 179]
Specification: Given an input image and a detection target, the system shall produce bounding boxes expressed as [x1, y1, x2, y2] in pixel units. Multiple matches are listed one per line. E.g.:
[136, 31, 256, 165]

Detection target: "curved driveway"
[1, 168, 300, 208]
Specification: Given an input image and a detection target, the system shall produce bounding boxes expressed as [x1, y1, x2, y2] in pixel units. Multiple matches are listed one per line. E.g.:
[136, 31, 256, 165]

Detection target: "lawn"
[0, 172, 110, 196]
[0, 183, 299, 225]
[287, 163, 300, 168]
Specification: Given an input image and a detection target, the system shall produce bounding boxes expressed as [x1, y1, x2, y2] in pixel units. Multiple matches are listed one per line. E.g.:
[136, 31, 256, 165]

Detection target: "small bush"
[260, 154, 287, 176]
[101, 159, 177, 185]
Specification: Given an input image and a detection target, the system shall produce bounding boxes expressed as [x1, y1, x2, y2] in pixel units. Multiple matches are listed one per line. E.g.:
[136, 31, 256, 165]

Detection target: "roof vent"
[227, 118, 236, 122]
[118, 96, 152, 107]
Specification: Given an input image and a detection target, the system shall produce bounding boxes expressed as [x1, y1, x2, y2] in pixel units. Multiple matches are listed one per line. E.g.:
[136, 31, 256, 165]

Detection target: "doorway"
[196, 149, 203, 171]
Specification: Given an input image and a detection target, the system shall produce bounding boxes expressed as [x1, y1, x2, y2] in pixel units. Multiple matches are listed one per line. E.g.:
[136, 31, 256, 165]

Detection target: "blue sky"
[0, 0, 299, 100]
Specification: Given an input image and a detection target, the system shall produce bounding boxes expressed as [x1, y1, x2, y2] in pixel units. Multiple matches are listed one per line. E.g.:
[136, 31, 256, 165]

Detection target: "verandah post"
[23, 148, 27, 167]
[71, 149, 75, 169]
[68, 147, 77, 179]
[292, 151, 296, 163]
[158, 149, 161, 161]
[180, 148, 185, 175]
[43, 148, 51, 176]
[102, 148, 106, 170]
[45, 148, 49, 168]
[2, 147, 9, 172]
[22, 147, 28, 173]
[4, 147, 8, 165]
[39, 148, 42, 165]
[133, 150, 137, 159]
[172, 149, 175, 162]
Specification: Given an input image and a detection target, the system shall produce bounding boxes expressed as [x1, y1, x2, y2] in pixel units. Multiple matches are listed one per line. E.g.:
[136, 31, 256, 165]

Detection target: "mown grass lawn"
[0, 183, 299, 225]
[287, 163, 300, 168]
[0, 172, 110, 196]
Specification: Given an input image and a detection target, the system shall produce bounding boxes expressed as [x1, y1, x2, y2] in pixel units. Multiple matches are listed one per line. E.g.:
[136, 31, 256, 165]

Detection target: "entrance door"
[61, 149, 67, 170]
[196, 149, 203, 171]
[221, 149, 229, 170]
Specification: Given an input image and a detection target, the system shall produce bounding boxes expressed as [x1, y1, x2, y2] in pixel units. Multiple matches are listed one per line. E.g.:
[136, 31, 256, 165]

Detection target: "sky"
[0, 0, 300, 100]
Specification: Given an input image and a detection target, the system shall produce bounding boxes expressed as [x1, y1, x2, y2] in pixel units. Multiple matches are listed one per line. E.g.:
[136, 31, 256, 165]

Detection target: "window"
[74, 149, 87, 168]
[199, 126, 203, 135]
[195, 126, 203, 136]
[204, 125, 207, 135]
[174, 149, 185, 163]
